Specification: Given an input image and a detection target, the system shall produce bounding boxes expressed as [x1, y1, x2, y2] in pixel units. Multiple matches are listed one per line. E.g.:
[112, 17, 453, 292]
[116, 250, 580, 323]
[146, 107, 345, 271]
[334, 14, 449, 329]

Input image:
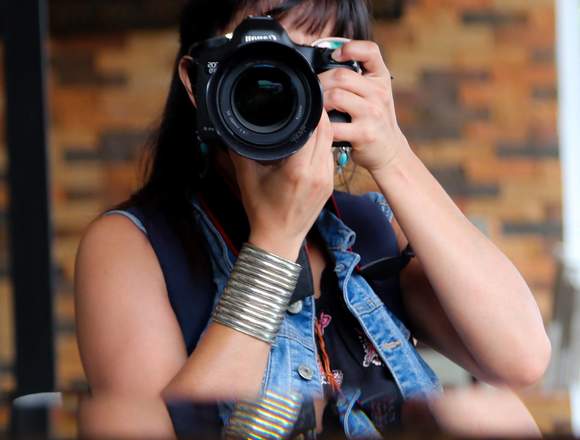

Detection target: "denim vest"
[188, 192, 442, 438]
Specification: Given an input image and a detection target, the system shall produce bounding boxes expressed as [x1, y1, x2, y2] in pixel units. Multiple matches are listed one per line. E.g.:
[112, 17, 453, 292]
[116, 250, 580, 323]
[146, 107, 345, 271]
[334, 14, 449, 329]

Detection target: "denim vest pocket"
[336, 388, 382, 439]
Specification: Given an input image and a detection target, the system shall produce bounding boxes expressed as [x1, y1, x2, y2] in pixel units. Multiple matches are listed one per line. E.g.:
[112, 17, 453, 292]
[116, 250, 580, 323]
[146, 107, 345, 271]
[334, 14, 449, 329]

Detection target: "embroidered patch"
[318, 312, 332, 335]
[359, 334, 383, 367]
[322, 369, 343, 386]
[316, 357, 344, 386]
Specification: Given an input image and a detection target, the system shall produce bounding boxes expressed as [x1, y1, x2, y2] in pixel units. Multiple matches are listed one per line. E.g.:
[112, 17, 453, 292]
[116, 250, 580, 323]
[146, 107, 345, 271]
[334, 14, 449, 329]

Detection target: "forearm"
[164, 238, 301, 401]
[371, 145, 550, 383]
[163, 323, 270, 401]
[79, 394, 177, 439]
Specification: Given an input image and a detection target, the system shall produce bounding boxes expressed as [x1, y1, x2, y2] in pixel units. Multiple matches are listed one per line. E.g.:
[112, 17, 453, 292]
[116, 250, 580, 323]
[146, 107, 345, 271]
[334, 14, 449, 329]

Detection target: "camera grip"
[328, 110, 351, 124]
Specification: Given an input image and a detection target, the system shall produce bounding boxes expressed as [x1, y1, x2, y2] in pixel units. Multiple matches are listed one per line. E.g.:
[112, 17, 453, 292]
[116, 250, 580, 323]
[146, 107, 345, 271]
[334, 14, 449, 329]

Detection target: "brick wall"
[376, 0, 560, 319]
[0, 0, 560, 395]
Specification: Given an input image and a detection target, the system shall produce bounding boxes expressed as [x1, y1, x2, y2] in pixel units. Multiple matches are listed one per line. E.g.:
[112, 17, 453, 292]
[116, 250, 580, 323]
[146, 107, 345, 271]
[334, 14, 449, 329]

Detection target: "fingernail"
[332, 47, 342, 61]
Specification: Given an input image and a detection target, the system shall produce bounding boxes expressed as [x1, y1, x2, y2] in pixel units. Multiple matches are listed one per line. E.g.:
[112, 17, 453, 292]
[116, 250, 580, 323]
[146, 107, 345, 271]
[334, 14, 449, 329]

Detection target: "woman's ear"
[178, 56, 197, 107]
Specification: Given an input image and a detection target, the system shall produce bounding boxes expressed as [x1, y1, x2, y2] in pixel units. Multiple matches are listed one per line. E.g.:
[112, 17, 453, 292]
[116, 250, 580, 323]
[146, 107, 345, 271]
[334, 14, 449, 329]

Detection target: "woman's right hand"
[229, 110, 335, 261]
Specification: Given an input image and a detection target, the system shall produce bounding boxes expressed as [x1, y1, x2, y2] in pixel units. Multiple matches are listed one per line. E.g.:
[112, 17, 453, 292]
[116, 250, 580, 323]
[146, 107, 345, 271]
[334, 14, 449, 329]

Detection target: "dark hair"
[120, 0, 373, 238]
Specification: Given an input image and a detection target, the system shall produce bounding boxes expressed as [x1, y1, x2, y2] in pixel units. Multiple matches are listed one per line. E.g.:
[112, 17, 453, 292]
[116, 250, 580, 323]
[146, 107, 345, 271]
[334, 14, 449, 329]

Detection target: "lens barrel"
[208, 43, 323, 161]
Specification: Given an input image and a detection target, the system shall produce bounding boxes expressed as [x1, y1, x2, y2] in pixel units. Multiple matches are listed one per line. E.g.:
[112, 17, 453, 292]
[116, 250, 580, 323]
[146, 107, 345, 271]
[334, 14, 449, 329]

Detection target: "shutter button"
[287, 300, 303, 314]
[297, 364, 314, 381]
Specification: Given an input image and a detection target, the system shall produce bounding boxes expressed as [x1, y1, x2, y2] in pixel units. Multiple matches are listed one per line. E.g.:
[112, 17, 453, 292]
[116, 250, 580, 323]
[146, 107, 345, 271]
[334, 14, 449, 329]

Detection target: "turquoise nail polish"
[200, 142, 209, 155]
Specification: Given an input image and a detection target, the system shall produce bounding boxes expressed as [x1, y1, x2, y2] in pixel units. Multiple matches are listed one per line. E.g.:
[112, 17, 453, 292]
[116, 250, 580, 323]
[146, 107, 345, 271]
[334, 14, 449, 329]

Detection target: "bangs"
[244, 0, 372, 40]
[179, 0, 372, 52]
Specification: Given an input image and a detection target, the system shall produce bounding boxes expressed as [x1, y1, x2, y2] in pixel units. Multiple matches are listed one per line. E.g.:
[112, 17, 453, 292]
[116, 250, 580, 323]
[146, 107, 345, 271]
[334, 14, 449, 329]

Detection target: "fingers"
[310, 110, 335, 200]
[228, 149, 260, 186]
[231, 111, 334, 192]
[323, 88, 368, 119]
[318, 68, 375, 100]
[321, 111, 336, 181]
[310, 110, 334, 166]
[331, 122, 356, 142]
[284, 123, 319, 169]
[228, 149, 252, 173]
[331, 120, 381, 146]
[332, 40, 390, 79]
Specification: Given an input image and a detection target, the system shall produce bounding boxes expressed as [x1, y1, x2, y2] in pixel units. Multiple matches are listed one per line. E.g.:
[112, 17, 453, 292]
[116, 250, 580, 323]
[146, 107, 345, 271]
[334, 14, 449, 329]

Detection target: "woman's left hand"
[318, 40, 410, 174]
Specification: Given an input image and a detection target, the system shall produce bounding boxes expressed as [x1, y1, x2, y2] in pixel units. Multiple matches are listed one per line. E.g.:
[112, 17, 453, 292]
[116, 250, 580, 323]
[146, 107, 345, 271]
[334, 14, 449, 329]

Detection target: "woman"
[75, 0, 551, 437]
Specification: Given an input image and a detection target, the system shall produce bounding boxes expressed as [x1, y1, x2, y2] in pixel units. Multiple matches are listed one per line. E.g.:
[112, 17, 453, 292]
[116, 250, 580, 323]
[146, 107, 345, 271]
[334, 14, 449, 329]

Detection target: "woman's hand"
[229, 110, 335, 261]
[318, 40, 411, 175]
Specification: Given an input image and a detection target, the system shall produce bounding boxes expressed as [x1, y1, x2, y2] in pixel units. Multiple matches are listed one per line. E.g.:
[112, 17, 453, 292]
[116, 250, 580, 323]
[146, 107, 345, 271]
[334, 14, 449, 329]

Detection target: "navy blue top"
[316, 264, 403, 432]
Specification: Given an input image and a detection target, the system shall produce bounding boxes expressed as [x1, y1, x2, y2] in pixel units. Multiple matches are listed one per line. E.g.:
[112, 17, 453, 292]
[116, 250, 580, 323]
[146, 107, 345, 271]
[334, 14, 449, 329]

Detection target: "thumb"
[228, 149, 255, 177]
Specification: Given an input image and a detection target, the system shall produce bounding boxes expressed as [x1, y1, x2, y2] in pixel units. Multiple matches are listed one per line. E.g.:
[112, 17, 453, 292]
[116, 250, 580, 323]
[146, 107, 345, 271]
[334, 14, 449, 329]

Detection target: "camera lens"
[212, 44, 323, 161]
[232, 64, 297, 133]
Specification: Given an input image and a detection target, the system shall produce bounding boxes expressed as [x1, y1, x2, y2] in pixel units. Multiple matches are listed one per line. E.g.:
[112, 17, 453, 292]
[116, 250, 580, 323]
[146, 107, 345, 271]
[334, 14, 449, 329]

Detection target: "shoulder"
[77, 210, 154, 268]
[80, 210, 148, 247]
[75, 211, 165, 303]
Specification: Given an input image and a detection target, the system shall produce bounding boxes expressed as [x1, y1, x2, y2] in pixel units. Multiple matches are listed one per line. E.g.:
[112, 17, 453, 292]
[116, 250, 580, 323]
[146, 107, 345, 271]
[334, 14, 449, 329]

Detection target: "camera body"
[188, 16, 360, 161]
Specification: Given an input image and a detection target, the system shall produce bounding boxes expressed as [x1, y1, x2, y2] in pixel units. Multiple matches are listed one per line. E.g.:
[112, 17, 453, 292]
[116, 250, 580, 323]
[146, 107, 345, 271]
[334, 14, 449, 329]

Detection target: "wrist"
[368, 141, 415, 181]
[212, 243, 302, 345]
[248, 232, 303, 262]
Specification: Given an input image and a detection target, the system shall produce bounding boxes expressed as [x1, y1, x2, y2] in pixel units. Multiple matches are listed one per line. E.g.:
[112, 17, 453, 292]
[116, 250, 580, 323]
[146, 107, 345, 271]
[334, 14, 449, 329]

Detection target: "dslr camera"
[187, 16, 360, 161]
